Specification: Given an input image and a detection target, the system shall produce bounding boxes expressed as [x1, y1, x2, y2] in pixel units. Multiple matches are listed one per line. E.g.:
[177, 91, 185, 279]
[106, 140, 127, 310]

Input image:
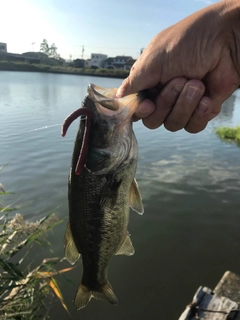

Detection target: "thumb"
[116, 57, 160, 98]
[116, 76, 134, 98]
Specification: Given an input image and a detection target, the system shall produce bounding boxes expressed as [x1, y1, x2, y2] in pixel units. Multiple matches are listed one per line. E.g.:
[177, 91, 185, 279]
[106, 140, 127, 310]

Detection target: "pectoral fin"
[129, 179, 144, 215]
[116, 234, 135, 256]
[64, 221, 80, 265]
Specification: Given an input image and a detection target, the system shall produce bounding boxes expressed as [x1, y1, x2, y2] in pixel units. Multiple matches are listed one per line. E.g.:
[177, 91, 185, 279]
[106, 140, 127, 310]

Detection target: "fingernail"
[187, 86, 200, 99]
[196, 101, 208, 113]
[171, 86, 184, 96]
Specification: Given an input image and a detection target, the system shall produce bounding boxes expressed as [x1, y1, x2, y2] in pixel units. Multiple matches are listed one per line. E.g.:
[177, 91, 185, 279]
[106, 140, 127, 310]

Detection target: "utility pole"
[81, 45, 84, 59]
[32, 42, 35, 51]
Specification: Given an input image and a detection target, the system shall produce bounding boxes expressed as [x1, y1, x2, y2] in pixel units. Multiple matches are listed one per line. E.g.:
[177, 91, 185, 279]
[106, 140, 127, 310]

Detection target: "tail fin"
[74, 282, 118, 310]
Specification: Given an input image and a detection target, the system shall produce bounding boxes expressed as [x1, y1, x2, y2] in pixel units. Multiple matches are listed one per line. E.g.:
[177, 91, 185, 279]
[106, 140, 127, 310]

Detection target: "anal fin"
[115, 234, 135, 256]
[64, 220, 80, 265]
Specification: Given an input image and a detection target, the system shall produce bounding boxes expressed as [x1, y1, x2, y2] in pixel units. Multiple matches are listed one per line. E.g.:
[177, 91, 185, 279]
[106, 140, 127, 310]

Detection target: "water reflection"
[1, 72, 240, 320]
[218, 94, 236, 122]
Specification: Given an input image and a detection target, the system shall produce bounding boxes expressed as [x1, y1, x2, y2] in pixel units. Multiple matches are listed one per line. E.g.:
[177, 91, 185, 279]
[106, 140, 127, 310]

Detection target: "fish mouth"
[88, 84, 119, 111]
[87, 83, 145, 113]
[88, 84, 118, 99]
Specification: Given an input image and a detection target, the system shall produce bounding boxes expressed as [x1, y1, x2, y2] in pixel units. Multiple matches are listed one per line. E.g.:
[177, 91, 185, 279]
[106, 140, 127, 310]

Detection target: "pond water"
[1, 71, 240, 319]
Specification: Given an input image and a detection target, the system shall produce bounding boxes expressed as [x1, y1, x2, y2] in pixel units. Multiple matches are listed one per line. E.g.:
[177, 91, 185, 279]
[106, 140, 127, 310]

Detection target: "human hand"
[117, 0, 240, 133]
[133, 77, 210, 133]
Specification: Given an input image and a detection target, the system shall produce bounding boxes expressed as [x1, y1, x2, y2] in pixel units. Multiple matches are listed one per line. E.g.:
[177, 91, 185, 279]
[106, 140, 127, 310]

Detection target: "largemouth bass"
[61, 84, 144, 310]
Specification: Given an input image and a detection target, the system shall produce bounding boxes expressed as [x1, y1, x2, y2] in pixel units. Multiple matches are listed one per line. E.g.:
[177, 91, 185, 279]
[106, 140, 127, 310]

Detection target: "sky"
[0, 0, 219, 60]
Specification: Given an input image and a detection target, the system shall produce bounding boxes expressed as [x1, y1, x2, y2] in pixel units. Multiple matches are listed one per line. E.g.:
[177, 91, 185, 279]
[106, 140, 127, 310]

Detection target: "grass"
[0, 180, 72, 319]
[215, 126, 240, 145]
[0, 60, 130, 79]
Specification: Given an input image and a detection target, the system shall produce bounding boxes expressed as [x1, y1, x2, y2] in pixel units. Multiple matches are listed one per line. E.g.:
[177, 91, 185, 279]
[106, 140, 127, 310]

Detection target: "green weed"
[0, 185, 72, 320]
[215, 126, 240, 146]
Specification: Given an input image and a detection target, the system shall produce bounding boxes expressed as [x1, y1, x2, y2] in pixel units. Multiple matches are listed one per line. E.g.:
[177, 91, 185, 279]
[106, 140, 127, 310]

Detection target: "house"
[0, 42, 7, 53]
[112, 56, 132, 69]
[84, 59, 91, 68]
[22, 52, 48, 59]
[124, 58, 136, 70]
[0, 45, 45, 63]
[90, 53, 107, 68]
[0, 50, 65, 65]
[22, 52, 47, 64]
[73, 58, 85, 68]
[103, 57, 115, 69]
[103, 56, 134, 70]
[22, 52, 64, 65]
[0, 52, 38, 63]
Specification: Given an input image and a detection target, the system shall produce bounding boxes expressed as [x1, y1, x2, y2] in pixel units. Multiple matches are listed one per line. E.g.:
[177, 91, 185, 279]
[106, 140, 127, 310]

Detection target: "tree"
[40, 39, 60, 59]
[40, 39, 49, 55]
[49, 43, 58, 59]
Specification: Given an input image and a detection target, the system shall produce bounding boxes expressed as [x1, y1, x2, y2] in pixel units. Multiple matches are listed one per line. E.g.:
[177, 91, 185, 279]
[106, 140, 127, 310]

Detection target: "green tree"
[40, 39, 49, 55]
[40, 39, 60, 59]
[49, 43, 58, 59]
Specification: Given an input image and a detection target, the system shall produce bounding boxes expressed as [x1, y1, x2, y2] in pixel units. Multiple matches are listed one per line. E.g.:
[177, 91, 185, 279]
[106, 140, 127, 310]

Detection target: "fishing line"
[0, 123, 62, 139]
[1, 117, 87, 139]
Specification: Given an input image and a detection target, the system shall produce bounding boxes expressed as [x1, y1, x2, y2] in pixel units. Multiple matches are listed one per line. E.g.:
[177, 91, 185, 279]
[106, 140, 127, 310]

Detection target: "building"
[103, 56, 134, 70]
[22, 52, 63, 65]
[0, 42, 7, 53]
[0, 52, 34, 63]
[90, 53, 107, 68]
[22, 52, 48, 59]
[103, 57, 115, 69]
[0, 49, 64, 65]
[73, 58, 85, 68]
[112, 56, 132, 69]
[124, 58, 136, 70]
[84, 59, 91, 68]
[22, 52, 47, 64]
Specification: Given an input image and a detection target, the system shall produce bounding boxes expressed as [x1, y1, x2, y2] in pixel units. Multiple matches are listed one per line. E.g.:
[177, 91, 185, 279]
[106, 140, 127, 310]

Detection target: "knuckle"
[156, 90, 179, 108]
[186, 86, 204, 100]
[158, 79, 188, 107]
[186, 80, 205, 92]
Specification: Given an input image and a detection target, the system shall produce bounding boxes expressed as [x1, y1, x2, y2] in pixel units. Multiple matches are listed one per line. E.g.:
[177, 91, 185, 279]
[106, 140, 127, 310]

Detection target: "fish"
[61, 83, 144, 310]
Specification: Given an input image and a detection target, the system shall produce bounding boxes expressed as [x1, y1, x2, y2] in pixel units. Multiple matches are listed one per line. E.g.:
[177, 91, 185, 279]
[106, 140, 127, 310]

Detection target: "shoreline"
[0, 60, 129, 79]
